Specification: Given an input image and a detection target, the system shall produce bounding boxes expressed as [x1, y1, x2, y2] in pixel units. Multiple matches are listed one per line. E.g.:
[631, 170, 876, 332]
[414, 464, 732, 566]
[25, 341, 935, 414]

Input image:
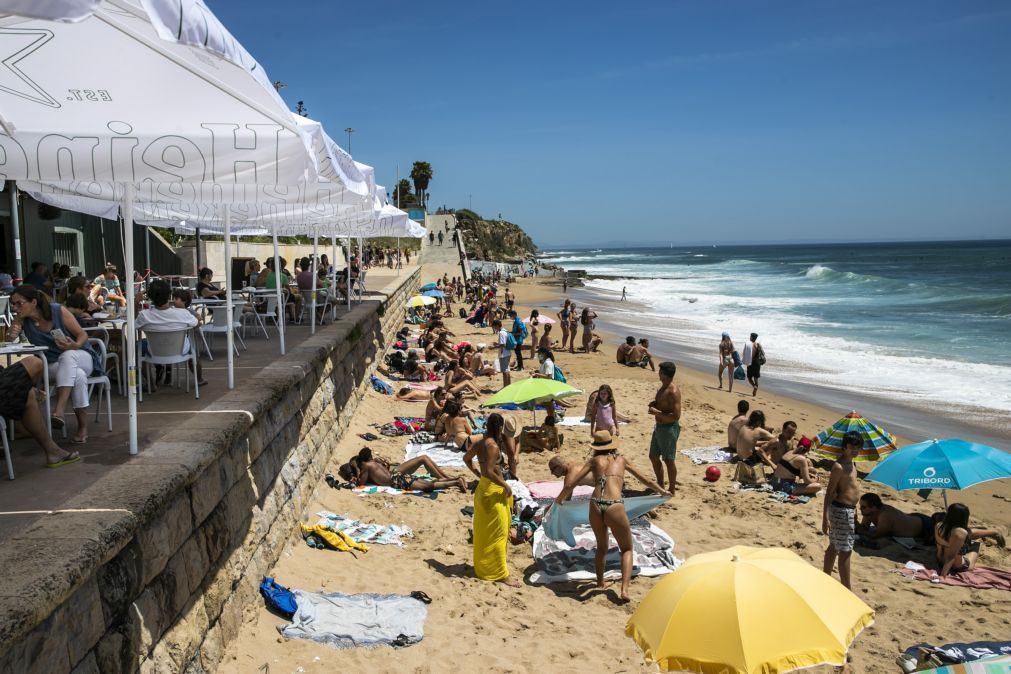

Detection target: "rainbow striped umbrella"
[812, 411, 897, 462]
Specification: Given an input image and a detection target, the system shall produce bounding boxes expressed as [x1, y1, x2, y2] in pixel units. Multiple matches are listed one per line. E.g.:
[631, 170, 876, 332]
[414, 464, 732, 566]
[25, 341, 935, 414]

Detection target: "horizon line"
[535, 235, 1011, 250]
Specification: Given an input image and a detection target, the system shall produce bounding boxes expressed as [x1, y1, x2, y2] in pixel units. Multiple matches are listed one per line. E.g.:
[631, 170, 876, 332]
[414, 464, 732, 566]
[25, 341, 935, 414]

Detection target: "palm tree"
[410, 161, 433, 209]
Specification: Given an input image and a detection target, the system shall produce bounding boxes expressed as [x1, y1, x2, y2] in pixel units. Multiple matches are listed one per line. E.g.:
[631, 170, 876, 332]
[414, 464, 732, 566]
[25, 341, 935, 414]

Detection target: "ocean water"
[543, 241, 1011, 438]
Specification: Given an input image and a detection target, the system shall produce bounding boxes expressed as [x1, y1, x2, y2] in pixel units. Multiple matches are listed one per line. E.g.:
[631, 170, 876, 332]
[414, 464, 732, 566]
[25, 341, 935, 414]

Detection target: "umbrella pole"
[272, 223, 285, 355]
[223, 207, 234, 389]
[121, 183, 138, 455]
[346, 235, 351, 312]
[331, 234, 337, 311]
[311, 234, 318, 335]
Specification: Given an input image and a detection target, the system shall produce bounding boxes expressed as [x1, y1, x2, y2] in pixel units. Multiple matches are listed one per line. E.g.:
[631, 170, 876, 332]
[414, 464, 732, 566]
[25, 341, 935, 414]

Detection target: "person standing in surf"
[740, 332, 764, 396]
[620, 286, 627, 301]
[718, 332, 735, 392]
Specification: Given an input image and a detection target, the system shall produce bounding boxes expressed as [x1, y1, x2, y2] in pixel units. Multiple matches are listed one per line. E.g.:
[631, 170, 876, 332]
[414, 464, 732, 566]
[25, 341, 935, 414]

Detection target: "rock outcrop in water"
[451, 209, 538, 261]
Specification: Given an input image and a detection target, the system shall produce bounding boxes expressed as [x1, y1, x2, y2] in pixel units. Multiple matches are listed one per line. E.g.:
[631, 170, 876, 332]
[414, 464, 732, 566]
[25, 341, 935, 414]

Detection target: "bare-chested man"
[648, 361, 682, 494]
[626, 339, 656, 371]
[856, 493, 936, 544]
[768, 420, 798, 464]
[548, 455, 594, 487]
[616, 336, 635, 365]
[726, 400, 750, 451]
[463, 414, 520, 586]
[734, 410, 777, 471]
[354, 447, 466, 492]
[823, 431, 862, 589]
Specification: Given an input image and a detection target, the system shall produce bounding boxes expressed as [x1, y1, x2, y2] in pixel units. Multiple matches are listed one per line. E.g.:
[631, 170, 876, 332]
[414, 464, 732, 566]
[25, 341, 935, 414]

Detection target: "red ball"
[705, 466, 721, 482]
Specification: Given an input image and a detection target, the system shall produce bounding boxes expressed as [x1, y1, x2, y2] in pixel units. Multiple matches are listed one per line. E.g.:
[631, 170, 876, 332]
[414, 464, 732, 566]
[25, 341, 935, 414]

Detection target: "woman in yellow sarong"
[464, 413, 520, 585]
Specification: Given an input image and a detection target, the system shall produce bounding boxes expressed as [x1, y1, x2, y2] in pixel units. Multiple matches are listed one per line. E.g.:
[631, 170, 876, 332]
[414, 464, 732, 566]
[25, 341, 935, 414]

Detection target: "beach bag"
[259, 577, 297, 619]
[733, 462, 764, 485]
[732, 350, 742, 367]
[756, 344, 767, 366]
[513, 320, 528, 342]
[504, 332, 518, 351]
[552, 365, 567, 383]
[734, 365, 746, 380]
[371, 375, 394, 395]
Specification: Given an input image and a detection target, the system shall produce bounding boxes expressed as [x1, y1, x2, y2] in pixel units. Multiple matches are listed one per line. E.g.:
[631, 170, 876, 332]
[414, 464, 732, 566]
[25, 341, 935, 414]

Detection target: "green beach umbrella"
[481, 378, 582, 424]
[812, 411, 898, 462]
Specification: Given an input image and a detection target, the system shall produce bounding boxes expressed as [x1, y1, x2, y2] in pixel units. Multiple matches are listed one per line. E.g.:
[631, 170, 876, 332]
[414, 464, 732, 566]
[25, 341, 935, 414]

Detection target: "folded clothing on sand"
[900, 562, 1011, 591]
[529, 521, 682, 585]
[526, 480, 594, 500]
[901, 640, 1011, 665]
[404, 441, 466, 467]
[317, 512, 413, 546]
[680, 446, 734, 465]
[279, 590, 428, 648]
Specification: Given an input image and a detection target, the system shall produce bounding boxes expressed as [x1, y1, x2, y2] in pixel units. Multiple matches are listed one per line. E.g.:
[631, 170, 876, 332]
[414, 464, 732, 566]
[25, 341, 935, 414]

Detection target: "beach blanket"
[529, 521, 682, 585]
[555, 417, 627, 427]
[353, 486, 439, 499]
[407, 382, 438, 391]
[279, 591, 428, 648]
[680, 446, 734, 465]
[526, 480, 594, 500]
[902, 641, 1011, 665]
[474, 477, 512, 581]
[543, 495, 670, 546]
[900, 562, 1011, 590]
[404, 441, 466, 467]
[317, 512, 414, 546]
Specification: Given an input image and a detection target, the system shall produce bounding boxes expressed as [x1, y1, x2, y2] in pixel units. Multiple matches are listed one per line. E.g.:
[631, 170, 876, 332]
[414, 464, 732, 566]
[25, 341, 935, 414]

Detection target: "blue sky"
[212, 0, 1011, 247]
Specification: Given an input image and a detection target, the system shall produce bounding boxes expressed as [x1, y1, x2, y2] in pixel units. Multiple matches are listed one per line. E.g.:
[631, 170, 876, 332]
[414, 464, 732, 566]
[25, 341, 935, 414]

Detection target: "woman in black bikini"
[935, 503, 1005, 577]
[770, 439, 821, 496]
[554, 430, 668, 602]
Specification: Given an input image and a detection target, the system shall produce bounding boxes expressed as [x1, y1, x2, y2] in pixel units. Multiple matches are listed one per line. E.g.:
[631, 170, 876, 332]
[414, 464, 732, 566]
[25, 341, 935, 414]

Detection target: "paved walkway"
[0, 265, 416, 539]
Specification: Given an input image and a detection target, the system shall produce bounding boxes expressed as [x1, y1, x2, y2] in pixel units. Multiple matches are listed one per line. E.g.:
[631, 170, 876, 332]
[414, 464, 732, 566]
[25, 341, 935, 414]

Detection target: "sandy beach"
[220, 265, 1010, 673]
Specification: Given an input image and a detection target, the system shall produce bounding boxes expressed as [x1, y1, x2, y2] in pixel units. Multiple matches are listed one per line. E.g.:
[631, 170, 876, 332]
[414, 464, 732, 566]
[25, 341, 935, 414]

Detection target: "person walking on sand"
[823, 431, 862, 589]
[620, 286, 627, 301]
[648, 361, 682, 495]
[492, 319, 513, 387]
[468, 414, 520, 586]
[562, 278, 568, 293]
[740, 332, 764, 396]
[555, 430, 669, 602]
[718, 332, 735, 392]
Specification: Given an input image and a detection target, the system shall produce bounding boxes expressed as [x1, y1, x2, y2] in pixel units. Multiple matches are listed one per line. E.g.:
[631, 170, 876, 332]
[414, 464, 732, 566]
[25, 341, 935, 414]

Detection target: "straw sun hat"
[590, 430, 619, 452]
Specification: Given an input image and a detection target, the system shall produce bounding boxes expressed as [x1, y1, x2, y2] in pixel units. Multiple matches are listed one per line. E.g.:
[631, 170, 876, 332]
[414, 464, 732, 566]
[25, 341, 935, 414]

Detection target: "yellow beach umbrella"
[407, 295, 437, 308]
[626, 546, 874, 673]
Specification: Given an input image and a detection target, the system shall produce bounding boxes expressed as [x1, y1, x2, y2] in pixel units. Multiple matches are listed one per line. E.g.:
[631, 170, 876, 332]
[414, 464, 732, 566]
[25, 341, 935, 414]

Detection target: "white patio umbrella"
[0, 1, 322, 455]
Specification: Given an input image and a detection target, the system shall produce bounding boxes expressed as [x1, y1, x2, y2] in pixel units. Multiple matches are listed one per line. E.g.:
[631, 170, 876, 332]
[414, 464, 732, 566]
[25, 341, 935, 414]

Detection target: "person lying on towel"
[351, 447, 468, 493]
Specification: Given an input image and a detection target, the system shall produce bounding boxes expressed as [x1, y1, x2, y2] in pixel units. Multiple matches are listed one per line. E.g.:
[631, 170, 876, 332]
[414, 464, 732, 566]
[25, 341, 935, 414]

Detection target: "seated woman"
[0, 355, 78, 467]
[443, 359, 483, 398]
[353, 447, 466, 493]
[769, 438, 821, 496]
[424, 386, 448, 430]
[64, 294, 98, 328]
[402, 357, 434, 382]
[195, 267, 226, 299]
[435, 399, 473, 448]
[519, 414, 563, 453]
[94, 263, 127, 308]
[465, 344, 498, 377]
[538, 323, 557, 352]
[935, 503, 1006, 577]
[8, 285, 102, 444]
[555, 430, 669, 602]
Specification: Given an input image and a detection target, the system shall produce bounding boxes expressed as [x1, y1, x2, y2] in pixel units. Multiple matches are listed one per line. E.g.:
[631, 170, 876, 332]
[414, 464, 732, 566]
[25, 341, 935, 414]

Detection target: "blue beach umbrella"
[865, 439, 1011, 505]
[423, 289, 445, 298]
[420, 282, 439, 291]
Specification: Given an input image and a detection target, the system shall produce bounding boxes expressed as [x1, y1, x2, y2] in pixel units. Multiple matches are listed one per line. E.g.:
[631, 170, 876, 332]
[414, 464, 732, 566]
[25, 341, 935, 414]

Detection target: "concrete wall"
[0, 270, 420, 674]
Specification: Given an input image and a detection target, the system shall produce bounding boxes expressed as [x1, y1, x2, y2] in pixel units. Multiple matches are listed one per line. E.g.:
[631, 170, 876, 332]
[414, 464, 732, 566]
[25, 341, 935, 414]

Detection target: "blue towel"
[543, 495, 670, 546]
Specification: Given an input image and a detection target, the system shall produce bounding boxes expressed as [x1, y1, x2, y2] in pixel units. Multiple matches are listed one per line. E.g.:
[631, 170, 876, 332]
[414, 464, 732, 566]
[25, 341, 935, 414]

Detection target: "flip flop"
[50, 415, 66, 430]
[45, 451, 80, 469]
[410, 590, 433, 604]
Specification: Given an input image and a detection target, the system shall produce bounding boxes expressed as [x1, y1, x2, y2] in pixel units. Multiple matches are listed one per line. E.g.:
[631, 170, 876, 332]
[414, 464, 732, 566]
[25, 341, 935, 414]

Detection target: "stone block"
[138, 492, 194, 586]
[53, 576, 105, 666]
[159, 596, 208, 669]
[97, 540, 144, 629]
[197, 622, 223, 672]
[70, 650, 99, 674]
[94, 620, 143, 674]
[130, 588, 167, 662]
[0, 613, 69, 674]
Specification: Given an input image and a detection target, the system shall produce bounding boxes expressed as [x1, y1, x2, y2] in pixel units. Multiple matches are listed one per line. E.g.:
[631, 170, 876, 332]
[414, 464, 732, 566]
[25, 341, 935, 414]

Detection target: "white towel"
[404, 441, 467, 467]
[280, 591, 427, 648]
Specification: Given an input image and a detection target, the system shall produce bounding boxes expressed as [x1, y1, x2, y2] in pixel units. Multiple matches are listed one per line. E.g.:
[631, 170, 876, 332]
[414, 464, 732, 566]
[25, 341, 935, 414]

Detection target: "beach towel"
[473, 477, 512, 581]
[300, 523, 369, 554]
[404, 441, 466, 467]
[317, 512, 414, 546]
[555, 417, 627, 427]
[529, 521, 683, 585]
[680, 446, 734, 465]
[543, 495, 670, 547]
[407, 382, 438, 391]
[353, 486, 439, 499]
[371, 375, 394, 395]
[526, 480, 594, 500]
[279, 590, 428, 648]
[902, 640, 1011, 665]
[900, 563, 1011, 590]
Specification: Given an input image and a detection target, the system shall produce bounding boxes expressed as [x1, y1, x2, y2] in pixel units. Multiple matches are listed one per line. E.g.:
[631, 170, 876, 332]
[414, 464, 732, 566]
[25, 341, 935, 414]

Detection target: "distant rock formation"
[453, 209, 538, 262]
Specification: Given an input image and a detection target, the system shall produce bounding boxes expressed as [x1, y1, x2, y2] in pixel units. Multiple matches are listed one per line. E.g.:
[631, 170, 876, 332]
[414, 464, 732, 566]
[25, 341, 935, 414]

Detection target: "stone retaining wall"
[0, 270, 419, 674]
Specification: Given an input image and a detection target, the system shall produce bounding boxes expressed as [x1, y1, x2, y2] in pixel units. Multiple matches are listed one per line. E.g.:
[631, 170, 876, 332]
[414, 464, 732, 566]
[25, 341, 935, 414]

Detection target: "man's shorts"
[828, 501, 856, 553]
[498, 354, 512, 372]
[649, 421, 681, 461]
[746, 364, 761, 380]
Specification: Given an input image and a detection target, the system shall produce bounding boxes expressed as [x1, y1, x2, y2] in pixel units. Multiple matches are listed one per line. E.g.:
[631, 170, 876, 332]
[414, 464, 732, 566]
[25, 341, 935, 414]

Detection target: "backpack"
[259, 577, 297, 618]
[513, 319, 528, 342]
[552, 365, 567, 383]
[504, 332, 518, 351]
[755, 344, 767, 366]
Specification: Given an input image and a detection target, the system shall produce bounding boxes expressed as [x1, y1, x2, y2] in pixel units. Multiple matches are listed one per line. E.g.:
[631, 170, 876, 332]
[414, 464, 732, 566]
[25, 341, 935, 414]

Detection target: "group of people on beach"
[717, 331, 764, 396]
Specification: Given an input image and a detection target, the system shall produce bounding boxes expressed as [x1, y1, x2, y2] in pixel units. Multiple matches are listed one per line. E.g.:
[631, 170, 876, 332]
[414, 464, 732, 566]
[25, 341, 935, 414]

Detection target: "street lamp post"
[344, 127, 355, 154]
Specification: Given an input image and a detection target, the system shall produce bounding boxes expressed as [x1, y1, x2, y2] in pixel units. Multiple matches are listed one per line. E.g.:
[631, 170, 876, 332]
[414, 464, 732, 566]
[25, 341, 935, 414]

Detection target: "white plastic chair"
[86, 338, 113, 432]
[251, 289, 286, 337]
[0, 417, 12, 480]
[84, 327, 122, 396]
[199, 308, 246, 359]
[299, 288, 332, 327]
[138, 329, 200, 401]
[352, 271, 367, 303]
[0, 296, 11, 329]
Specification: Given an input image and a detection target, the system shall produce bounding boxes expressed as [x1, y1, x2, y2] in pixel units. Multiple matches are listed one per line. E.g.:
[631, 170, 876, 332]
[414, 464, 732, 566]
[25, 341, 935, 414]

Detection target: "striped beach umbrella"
[812, 411, 897, 462]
